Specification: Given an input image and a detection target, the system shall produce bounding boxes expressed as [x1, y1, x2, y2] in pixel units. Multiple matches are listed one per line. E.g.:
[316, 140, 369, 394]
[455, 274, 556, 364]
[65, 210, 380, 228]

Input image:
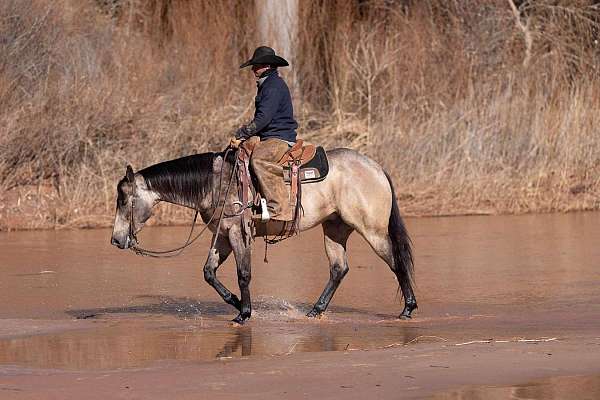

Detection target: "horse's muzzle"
[111, 236, 125, 249]
[111, 235, 134, 249]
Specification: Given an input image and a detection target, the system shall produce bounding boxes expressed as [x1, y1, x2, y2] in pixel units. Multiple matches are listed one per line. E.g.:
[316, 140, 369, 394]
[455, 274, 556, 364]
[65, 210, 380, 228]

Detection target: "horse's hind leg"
[307, 218, 354, 318]
[203, 234, 241, 312]
[361, 230, 417, 319]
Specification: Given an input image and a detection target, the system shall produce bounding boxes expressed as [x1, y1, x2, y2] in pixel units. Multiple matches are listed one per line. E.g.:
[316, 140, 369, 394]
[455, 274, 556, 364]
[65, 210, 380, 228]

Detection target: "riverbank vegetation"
[1, 0, 599, 230]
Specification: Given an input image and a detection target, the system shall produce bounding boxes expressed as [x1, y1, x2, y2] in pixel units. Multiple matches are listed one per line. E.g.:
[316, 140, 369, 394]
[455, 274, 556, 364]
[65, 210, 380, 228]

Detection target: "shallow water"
[0, 212, 599, 370]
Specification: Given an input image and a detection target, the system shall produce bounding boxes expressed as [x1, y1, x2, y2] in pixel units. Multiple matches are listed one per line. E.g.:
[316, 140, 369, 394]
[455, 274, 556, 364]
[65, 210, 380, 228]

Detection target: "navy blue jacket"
[249, 69, 297, 142]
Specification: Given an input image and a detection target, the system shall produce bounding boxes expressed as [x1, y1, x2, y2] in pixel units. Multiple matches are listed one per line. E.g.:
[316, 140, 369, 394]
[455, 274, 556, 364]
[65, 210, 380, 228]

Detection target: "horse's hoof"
[306, 309, 322, 318]
[232, 312, 250, 325]
[399, 302, 418, 320]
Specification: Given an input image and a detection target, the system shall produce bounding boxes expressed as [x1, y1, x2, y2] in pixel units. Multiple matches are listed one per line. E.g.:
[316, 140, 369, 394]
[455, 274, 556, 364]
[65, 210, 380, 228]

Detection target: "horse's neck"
[155, 197, 196, 211]
[147, 181, 212, 212]
[139, 151, 219, 212]
[153, 190, 212, 211]
[144, 155, 236, 214]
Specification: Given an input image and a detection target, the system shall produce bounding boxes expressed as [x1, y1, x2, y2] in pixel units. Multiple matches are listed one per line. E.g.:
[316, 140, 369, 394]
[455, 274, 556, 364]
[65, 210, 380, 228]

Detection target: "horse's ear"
[126, 165, 135, 183]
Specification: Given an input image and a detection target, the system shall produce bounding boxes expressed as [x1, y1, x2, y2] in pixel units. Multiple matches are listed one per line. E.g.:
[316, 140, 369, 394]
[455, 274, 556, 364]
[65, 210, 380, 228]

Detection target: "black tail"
[383, 171, 415, 293]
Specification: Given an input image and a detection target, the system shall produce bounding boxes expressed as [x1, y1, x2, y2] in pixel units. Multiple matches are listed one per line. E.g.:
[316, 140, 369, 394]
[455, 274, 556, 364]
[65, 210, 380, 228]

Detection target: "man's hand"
[229, 137, 242, 149]
[235, 122, 257, 140]
[235, 126, 250, 140]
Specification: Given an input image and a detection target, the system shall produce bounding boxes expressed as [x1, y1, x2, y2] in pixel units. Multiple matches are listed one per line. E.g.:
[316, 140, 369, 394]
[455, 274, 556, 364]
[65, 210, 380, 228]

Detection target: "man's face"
[251, 64, 270, 78]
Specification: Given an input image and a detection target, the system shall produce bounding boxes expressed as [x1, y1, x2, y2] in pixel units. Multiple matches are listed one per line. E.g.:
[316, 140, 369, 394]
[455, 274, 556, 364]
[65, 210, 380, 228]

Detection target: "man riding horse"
[110, 46, 417, 324]
[235, 46, 297, 222]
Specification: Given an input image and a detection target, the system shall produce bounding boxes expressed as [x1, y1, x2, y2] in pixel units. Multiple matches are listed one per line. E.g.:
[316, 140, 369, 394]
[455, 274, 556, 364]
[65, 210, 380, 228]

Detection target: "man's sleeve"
[248, 85, 282, 134]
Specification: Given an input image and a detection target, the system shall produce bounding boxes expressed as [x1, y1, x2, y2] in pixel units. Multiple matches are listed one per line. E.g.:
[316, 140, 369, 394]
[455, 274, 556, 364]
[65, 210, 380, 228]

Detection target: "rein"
[128, 147, 238, 258]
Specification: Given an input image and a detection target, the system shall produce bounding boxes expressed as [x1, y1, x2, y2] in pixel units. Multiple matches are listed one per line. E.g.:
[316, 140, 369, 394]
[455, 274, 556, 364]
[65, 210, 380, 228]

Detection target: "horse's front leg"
[203, 234, 241, 311]
[229, 226, 252, 324]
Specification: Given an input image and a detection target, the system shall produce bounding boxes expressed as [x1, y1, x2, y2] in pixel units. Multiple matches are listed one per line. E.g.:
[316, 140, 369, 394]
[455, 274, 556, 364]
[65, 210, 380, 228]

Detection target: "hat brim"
[240, 54, 289, 69]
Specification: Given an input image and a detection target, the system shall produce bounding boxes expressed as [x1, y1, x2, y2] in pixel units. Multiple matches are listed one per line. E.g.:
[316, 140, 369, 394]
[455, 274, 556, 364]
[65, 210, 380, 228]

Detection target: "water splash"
[253, 296, 305, 320]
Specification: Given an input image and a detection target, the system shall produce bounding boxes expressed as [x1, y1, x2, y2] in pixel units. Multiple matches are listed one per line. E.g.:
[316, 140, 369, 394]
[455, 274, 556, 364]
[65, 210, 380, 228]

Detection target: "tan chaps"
[249, 137, 293, 221]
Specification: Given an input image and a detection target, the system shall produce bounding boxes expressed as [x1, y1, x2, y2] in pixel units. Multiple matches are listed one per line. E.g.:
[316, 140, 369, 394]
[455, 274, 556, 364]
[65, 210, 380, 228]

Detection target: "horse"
[110, 147, 417, 324]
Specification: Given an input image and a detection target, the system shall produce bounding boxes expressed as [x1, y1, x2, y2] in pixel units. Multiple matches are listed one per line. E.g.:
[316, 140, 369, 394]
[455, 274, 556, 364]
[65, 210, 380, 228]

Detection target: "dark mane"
[138, 152, 216, 207]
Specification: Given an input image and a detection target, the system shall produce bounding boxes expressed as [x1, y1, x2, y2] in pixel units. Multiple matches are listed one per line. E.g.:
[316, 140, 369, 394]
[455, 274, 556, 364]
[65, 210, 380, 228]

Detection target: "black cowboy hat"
[240, 46, 289, 68]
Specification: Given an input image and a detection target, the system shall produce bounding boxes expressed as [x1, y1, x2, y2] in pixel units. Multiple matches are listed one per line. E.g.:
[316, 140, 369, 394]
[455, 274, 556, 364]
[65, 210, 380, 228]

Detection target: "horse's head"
[111, 165, 158, 249]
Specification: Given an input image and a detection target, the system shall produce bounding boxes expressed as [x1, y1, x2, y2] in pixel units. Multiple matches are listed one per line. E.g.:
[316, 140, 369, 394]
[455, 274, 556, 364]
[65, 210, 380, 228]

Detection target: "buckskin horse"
[110, 146, 417, 324]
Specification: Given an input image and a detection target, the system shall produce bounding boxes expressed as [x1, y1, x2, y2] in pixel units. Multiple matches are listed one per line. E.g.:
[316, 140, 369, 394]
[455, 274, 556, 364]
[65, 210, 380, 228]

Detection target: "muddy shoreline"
[0, 307, 599, 399]
[1, 328, 599, 399]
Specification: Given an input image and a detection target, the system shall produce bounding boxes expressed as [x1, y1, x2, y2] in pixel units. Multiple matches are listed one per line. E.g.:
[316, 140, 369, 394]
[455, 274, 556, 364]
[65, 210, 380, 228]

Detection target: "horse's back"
[299, 148, 393, 232]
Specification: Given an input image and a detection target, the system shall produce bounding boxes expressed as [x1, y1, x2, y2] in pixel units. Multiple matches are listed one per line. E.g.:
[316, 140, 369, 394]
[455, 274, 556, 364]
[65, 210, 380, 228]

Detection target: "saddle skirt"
[282, 146, 328, 183]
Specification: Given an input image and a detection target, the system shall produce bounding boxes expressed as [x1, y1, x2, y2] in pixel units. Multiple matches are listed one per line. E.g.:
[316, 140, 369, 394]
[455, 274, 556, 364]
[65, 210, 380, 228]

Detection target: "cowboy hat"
[240, 46, 289, 68]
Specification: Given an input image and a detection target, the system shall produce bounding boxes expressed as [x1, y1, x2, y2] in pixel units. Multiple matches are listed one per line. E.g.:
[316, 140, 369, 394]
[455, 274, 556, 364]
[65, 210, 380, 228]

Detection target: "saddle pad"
[283, 146, 329, 184]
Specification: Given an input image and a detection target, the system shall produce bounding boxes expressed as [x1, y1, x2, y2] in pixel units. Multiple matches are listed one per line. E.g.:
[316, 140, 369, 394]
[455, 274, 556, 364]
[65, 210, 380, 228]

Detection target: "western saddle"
[233, 137, 329, 242]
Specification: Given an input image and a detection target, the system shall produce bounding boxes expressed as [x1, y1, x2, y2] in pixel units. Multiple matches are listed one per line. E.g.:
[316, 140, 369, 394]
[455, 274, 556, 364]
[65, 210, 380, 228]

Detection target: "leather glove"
[235, 122, 257, 140]
[235, 126, 250, 140]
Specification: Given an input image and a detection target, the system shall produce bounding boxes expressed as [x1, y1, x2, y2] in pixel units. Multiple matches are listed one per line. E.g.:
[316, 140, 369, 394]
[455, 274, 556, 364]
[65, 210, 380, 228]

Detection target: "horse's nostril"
[111, 237, 119, 246]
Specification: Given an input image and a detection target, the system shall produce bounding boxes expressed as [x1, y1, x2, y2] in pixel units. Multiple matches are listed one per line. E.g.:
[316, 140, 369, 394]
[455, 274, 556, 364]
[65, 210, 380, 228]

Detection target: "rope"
[129, 147, 237, 258]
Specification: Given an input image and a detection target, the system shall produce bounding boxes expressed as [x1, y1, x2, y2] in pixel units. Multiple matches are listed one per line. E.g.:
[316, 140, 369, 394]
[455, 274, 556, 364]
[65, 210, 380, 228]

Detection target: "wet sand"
[0, 212, 599, 398]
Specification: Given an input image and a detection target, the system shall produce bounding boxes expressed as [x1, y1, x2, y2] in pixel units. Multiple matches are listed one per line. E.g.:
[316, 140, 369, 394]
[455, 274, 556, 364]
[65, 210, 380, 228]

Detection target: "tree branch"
[507, 0, 533, 67]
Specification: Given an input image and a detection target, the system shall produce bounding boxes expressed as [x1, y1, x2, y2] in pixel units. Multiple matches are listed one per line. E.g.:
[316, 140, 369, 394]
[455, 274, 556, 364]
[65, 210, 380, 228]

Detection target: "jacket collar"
[256, 68, 278, 87]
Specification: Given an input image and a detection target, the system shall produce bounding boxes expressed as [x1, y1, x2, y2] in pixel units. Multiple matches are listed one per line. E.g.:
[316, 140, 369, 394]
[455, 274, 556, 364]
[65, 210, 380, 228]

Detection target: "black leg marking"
[360, 229, 418, 321]
[230, 227, 252, 324]
[203, 235, 241, 311]
[307, 218, 353, 318]
[399, 281, 417, 319]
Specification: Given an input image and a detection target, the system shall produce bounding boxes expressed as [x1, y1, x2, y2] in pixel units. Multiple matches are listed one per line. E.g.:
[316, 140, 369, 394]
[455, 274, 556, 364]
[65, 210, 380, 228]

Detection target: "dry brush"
[1, 0, 599, 230]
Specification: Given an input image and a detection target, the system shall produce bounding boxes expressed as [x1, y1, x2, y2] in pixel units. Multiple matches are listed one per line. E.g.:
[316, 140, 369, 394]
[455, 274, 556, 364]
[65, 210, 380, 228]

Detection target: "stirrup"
[260, 198, 270, 222]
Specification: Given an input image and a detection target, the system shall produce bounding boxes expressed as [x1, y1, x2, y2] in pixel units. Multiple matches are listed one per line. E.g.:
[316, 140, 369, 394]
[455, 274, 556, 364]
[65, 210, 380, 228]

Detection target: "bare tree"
[508, 0, 533, 67]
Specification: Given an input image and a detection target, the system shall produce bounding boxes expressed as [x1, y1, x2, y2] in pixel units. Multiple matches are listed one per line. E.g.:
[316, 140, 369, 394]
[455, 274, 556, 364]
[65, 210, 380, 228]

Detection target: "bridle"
[126, 147, 239, 258]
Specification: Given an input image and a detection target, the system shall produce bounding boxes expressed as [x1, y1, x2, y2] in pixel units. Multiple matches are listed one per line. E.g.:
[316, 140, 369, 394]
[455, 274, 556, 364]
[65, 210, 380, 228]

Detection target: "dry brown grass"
[1, 0, 599, 230]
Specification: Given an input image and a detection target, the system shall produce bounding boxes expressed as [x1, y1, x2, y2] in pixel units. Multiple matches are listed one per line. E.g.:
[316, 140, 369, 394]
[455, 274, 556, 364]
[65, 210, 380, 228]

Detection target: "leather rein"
[127, 147, 239, 258]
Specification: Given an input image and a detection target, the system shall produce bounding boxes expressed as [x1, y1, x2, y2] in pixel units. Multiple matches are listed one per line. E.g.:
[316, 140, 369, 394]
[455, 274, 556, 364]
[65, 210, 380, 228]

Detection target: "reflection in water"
[431, 374, 600, 400]
[0, 318, 421, 370]
[215, 326, 252, 358]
